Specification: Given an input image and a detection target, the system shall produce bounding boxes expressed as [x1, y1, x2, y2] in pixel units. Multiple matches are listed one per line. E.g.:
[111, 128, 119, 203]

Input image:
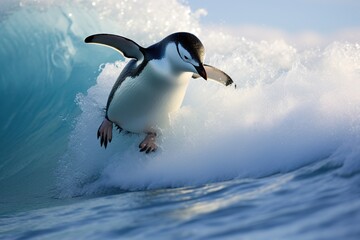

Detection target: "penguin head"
[165, 32, 207, 80]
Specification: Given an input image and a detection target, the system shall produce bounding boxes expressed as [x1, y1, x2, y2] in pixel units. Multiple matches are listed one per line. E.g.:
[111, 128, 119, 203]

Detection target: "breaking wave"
[0, 0, 359, 200]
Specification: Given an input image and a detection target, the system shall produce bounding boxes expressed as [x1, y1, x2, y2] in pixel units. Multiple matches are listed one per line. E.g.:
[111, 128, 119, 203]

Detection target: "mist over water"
[1, 0, 360, 239]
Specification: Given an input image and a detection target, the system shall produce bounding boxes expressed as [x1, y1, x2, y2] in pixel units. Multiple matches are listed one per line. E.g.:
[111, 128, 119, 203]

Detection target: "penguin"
[85, 32, 233, 153]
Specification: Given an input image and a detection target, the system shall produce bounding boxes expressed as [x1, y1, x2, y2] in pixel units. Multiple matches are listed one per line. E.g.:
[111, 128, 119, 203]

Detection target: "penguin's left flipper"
[85, 34, 144, 61]
[192, 64, 234, 87]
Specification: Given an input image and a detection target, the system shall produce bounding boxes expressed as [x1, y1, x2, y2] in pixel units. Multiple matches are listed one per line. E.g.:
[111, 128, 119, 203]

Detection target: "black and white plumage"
[85, 32, 233, 152]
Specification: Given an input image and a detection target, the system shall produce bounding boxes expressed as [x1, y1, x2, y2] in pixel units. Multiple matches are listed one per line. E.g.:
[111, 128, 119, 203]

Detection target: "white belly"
[107, 64, 190, 133]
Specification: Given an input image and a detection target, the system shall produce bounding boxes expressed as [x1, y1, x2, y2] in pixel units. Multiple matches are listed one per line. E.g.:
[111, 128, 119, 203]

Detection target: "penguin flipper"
[85, 34, 144, 60]
[193, 64, 233, 86]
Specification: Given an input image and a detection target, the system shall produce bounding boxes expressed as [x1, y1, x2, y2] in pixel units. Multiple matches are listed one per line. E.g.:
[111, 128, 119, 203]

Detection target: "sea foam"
[55, 0, 360, 196]
[59, 38, 360, 196]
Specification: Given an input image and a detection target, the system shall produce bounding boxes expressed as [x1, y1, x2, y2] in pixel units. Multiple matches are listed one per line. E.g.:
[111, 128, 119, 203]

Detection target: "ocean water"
[1, 0, 360, 239]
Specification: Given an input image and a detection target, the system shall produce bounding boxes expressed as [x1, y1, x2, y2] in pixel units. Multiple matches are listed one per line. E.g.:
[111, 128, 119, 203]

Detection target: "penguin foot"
[139, 133, 157, 154]
[97, 118, 113, 148]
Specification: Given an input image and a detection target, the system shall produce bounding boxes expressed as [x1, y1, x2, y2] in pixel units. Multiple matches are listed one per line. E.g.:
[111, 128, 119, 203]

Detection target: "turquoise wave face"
[0, 2, 120, 208]
[1, 0, 360, 215]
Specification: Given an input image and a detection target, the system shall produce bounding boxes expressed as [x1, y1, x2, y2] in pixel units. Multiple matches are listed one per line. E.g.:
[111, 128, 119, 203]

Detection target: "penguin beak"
[195, 64, 207, 80]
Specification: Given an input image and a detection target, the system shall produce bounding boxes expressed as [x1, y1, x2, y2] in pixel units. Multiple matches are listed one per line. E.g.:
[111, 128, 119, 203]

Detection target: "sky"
[187, 0, 360, 33]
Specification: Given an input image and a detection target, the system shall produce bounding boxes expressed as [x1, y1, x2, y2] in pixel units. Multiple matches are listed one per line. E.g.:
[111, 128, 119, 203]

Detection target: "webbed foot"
[139, 132, 157, 154]
[97, 118, 113, 148]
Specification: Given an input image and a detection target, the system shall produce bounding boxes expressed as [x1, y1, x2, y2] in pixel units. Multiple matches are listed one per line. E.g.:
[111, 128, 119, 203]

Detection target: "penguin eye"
[184, 56, 189, 60]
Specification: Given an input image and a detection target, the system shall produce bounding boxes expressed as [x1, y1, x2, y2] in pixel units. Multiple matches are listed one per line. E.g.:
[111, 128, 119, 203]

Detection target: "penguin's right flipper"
[85, 34, 144, 61]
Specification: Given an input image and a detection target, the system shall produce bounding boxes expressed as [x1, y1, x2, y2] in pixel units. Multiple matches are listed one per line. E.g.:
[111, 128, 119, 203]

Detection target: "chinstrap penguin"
[85, 32, 233, 153]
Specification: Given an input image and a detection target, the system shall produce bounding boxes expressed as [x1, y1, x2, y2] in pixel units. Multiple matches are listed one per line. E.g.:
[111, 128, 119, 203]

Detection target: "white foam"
[56, 1, 360, 196]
